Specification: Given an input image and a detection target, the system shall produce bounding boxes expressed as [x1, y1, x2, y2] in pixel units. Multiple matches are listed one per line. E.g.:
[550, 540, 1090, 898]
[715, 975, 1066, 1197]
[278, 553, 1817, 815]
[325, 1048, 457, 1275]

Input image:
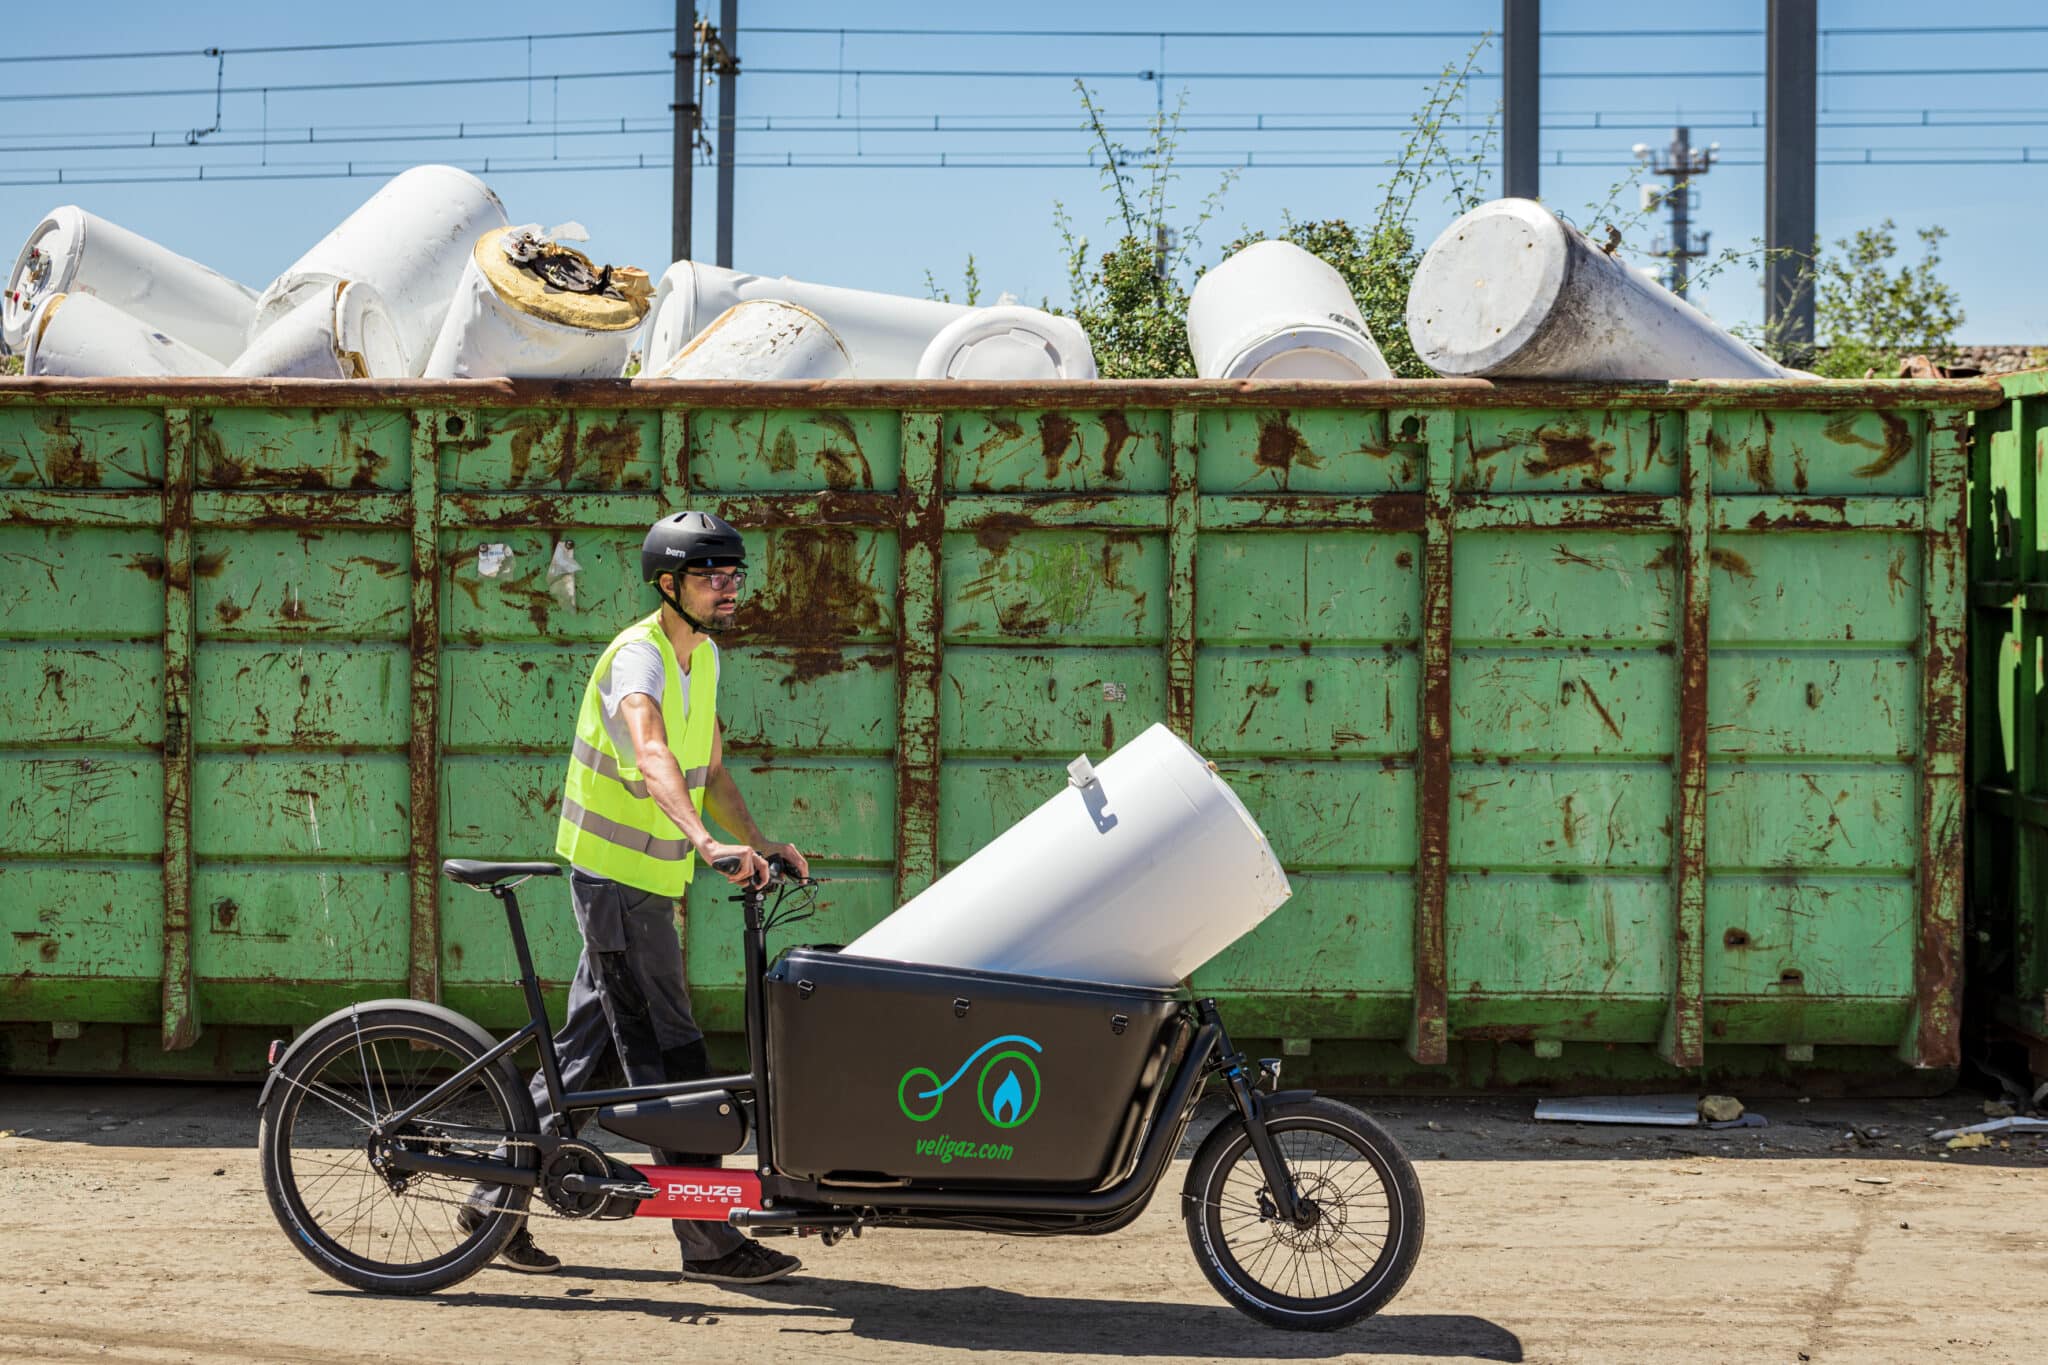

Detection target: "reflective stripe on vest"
[554, 612, 717, 897]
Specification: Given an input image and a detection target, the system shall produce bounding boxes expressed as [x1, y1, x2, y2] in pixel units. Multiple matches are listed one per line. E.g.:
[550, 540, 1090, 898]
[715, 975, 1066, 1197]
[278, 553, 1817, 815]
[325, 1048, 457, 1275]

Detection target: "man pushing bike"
[462, 510, 809, 1284]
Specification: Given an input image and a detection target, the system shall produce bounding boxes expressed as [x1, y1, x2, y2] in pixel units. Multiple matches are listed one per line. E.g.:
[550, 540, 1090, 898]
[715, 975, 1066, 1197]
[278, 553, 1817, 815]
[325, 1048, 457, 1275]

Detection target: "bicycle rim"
[271, 1021, 523, 1280]
[1202, 1119, 1402, 1313]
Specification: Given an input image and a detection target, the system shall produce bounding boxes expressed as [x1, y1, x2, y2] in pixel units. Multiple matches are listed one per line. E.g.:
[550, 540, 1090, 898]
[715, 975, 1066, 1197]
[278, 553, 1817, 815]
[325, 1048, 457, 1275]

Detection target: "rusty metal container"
[1968, 369, 2048, 1081]
[0, 375, 1994, 1087]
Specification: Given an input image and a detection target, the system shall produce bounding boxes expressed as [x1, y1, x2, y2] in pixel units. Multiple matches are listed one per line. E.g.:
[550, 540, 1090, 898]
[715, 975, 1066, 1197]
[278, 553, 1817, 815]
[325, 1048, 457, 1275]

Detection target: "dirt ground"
[2, 1082, 2045, 1365]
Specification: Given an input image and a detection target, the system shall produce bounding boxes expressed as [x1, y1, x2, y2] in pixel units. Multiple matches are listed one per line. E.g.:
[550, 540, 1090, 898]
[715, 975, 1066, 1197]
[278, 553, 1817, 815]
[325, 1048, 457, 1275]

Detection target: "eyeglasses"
[684, 568, 747, 591]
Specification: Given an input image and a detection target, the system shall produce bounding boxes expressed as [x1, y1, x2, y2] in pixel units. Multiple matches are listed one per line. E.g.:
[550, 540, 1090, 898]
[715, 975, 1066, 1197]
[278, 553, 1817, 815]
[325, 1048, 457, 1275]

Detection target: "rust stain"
[1884, 547, 1910, 600]
[741, 528, 887, 682]
[214, 599, 244, 625]
[1575, 678, 1624, 742]
[1037, 412, 1078, 481]
[123, 552, 166, 581]
[1096, 409, 1134, 481]
[1560, 793, 1579, 848]
[813, 413, 876, 489]
[1552, 544, 1607, 572]
[34, 410, 99, 486]
[970, 513, 1032, 555]
[1724, 928, 1751, 948]
[1253, 412, 1322, 487]
[1827, 411, 1917, 479]
[1522, 432, 1614, 486]
[1395, 550, 1414, 570]
[1234, 678, 1280, 737]
[1709, 547, 1755, 580]
[192, 549, 227, 578]
[579, 417, 648, 489]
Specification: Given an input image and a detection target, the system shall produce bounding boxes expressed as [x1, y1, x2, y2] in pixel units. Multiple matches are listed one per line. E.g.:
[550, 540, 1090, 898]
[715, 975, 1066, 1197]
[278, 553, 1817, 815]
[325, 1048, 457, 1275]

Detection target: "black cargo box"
[764, 948, 1188, 1188]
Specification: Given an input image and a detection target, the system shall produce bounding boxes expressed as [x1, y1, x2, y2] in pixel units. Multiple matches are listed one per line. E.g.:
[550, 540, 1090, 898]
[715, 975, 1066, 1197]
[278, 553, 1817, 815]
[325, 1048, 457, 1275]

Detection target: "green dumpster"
[0, 375, 1998, 1088]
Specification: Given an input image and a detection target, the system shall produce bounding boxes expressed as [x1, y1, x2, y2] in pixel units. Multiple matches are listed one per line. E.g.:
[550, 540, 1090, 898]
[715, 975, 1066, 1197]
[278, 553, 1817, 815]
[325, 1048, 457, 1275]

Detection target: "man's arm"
[703, 721, 811, 880]
[617, 694, 766, 886]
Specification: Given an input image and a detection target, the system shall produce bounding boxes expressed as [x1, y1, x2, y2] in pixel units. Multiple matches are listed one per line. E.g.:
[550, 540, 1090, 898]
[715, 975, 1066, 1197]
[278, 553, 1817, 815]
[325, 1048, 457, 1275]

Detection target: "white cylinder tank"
[843, 723, 1292, 986]
[227, 279, 407, 379]
[423, 226, 651, 379]
[1406, 197, 1795, 380]
[253, 165, 509, 376]
[641, 259, 973, 377]
[25, 293, 225, 378]
[914, 304, 1099, 380]
[3, 206, 257, 365]
[644, 300, 852, 381]
[1187, 239, 1393, 380]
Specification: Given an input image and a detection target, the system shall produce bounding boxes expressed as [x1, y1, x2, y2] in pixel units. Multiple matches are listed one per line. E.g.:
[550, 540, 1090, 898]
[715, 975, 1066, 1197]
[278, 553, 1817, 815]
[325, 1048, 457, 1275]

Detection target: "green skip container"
[0, 374, 2000, 1089]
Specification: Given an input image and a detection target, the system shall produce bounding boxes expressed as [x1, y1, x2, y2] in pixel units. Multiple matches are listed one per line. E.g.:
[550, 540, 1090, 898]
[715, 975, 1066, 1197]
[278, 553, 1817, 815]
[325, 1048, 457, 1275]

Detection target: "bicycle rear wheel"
[258, 1004, 537, 1295]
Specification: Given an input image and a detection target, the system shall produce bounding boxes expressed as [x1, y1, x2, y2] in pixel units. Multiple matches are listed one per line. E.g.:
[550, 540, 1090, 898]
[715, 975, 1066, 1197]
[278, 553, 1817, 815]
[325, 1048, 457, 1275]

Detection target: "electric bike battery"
[764, 947, 1188, 1188]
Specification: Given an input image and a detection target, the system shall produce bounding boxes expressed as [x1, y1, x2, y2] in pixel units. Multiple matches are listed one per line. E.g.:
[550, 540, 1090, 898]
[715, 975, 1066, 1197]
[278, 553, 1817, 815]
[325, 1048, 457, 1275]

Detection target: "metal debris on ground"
[1931, 1116, 2048, 1141]
[1533, 1095, 1766, 1130]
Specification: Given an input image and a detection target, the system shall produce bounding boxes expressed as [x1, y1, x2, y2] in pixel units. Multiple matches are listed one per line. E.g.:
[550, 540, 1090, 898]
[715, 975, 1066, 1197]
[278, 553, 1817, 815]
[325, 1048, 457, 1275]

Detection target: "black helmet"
[641, 510, 746, 585]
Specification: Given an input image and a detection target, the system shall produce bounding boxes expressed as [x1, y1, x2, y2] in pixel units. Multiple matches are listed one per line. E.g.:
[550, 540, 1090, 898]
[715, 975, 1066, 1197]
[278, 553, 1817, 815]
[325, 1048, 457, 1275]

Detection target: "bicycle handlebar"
[711, 852, 801, 889]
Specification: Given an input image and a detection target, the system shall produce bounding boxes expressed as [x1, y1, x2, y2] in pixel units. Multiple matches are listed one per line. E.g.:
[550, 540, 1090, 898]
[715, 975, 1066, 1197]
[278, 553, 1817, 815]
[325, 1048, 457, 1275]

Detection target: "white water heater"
[914, 305, 1099, 380]
[252, 165, 509, 376]
[25, 293, 224, 378]
[844, 724, 1292, 987]
[227, 279, 407, 379]
[1406, 197, 1797, 380]
[422, 226, 650, 379]
[1187, 239, 1393, 380]
[2, 206, 256, 365]
[641, 260, 973, 377]
[644, 300, 852, 381]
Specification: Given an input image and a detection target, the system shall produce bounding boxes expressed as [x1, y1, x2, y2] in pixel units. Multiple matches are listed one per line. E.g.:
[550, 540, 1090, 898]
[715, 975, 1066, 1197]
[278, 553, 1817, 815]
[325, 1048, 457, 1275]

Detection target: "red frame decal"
[631, 1165, 762, 1220]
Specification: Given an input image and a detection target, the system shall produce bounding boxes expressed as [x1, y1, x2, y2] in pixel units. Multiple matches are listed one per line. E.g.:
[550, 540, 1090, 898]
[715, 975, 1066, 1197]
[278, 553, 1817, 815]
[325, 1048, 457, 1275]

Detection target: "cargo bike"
[257, 855, 1423, 1331]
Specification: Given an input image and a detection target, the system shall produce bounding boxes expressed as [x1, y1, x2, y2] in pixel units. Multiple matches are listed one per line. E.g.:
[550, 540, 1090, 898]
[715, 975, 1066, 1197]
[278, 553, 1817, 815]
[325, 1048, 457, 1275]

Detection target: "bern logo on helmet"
[663, 547, 689, 556]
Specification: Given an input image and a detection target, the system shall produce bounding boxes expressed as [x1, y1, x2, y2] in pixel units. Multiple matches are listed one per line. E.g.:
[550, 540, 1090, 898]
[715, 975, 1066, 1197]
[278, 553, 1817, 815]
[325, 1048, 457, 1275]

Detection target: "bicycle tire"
[1181, 1096, 1424, 1331]
[258, 1004, 538, 1295]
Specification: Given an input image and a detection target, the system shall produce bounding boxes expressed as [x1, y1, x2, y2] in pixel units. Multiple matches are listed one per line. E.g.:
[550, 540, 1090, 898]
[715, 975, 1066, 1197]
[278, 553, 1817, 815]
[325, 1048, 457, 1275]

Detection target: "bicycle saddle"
[440, 859, 564, 886]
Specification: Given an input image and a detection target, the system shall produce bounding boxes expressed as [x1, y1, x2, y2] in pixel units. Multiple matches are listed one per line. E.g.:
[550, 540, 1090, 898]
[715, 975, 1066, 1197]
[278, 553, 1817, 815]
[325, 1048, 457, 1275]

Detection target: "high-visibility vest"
[554, 612, 717, 896]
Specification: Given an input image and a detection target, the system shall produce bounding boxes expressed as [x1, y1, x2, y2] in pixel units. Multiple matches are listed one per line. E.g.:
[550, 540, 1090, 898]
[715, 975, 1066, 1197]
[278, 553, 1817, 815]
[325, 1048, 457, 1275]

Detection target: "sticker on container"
[477, 543, 515, 579]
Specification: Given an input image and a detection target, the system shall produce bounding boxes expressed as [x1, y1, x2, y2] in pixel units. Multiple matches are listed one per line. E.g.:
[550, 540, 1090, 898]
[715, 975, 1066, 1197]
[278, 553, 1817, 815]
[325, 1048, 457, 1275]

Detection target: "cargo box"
[764, 947, 1188, 1187]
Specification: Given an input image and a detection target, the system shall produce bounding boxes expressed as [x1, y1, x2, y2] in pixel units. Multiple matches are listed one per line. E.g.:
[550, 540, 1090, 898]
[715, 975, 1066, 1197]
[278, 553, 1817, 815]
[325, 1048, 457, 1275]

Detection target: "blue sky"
[4, 1, 2044, 342]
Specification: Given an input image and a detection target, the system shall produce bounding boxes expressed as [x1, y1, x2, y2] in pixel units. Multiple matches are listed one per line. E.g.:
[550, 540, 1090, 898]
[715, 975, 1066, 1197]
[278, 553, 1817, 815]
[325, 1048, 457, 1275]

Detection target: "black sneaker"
[682, 1241, 802, 1284]
[457, 1204, 562, 1274]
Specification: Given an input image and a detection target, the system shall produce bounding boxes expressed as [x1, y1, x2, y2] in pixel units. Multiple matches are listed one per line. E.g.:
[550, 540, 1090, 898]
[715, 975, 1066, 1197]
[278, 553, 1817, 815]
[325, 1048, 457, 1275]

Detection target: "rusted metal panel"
[1409, 410, 1453, 1065]
[1911, 411, 1968, 1066]
[893, 413, 942, 905]
[407, 413, 442, 1005]
[1661, 411, 1711, 1067]
[159, 409, 197, 1051]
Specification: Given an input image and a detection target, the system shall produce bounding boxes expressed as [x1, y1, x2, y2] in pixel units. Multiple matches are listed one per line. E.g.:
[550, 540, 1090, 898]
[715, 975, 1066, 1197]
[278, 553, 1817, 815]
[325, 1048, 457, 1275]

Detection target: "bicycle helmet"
[643, 510, 748, 632]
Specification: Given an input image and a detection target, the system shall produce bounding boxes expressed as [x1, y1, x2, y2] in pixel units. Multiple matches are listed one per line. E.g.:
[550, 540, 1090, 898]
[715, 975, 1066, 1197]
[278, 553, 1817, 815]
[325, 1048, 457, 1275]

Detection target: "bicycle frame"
[373, 870, 1308, 1231]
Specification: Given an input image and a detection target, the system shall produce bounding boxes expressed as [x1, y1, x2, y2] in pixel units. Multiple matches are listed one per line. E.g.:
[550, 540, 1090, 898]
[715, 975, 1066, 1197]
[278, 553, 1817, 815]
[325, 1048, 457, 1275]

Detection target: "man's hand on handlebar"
[702, 842, 771, 888]
[757, 840, 810, 881]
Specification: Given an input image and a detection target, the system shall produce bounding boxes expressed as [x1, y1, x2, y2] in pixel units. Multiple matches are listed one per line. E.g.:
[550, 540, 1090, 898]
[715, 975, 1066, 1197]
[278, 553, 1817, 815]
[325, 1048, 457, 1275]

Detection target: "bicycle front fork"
[1197, 997, 1310, 1228]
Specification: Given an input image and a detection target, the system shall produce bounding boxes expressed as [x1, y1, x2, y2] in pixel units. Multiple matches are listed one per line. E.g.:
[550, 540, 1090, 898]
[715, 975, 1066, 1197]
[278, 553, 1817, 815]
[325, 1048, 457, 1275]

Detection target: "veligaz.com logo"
[912, 1135, 1016, 1164]
[897, 1034, 1043, 1129]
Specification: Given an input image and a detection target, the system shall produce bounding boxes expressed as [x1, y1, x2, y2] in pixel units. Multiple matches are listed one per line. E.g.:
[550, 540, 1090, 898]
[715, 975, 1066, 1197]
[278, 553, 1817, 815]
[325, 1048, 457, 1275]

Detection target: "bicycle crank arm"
[630, 1165, 762, 1222]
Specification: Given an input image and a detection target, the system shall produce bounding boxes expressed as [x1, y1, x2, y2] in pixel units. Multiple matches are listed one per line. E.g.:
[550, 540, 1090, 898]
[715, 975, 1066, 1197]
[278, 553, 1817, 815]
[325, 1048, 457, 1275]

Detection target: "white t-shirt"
[594, 638, 718, 769]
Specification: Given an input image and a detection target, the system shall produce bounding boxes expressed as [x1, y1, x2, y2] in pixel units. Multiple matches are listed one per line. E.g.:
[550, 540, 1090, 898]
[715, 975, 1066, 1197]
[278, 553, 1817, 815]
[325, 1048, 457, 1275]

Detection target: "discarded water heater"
[1187, 239, 1393, 380]
[641, 260, 973, 378]
[228, 280, 407, 379]
[423, 226, 651, 380]
[2, 207, 256, 365]
[914, 304, 1099, 380]
[1406, 197, 1795, 380]
[252, 165, 509, 376]
[643, 300, 852, 381]
[24, 293, 224, 378]
[843, 724, 1292, 987]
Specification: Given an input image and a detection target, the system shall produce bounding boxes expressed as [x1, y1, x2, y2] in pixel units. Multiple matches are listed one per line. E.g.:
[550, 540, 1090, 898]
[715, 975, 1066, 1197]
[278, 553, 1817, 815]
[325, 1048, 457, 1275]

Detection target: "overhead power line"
[0, 68, 668, 104]
[0, 29, 667, 64]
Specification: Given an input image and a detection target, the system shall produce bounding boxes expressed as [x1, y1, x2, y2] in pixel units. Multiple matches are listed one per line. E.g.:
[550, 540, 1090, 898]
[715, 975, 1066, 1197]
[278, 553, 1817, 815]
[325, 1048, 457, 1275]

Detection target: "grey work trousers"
[535, 870, 744, 1262]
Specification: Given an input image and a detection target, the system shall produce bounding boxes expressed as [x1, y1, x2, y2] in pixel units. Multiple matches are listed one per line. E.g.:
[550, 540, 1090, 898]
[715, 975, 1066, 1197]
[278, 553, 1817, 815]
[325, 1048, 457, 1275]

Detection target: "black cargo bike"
[257, 855, 1424, 1330]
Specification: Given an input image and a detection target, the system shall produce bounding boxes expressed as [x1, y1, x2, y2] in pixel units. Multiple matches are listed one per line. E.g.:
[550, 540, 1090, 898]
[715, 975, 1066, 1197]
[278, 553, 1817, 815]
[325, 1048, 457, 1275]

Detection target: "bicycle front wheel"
[258, 1004, 538, 1295]
[1182, 1096, 1424, 1331]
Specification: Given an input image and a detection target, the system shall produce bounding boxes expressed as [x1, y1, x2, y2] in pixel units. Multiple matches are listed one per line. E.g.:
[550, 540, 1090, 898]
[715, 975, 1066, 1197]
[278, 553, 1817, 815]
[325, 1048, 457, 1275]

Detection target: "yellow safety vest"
[555, 612, 718, 896]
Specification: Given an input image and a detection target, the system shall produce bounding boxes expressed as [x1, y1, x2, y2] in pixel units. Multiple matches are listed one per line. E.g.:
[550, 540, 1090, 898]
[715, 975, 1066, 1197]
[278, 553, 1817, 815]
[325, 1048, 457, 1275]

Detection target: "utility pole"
[670, 2, 697, 264]
[1636, 128, 1716, 296]
[1501, 0, 1540, 200]
[714, 0, 740, 269]
[1767, 0, 1818, 363]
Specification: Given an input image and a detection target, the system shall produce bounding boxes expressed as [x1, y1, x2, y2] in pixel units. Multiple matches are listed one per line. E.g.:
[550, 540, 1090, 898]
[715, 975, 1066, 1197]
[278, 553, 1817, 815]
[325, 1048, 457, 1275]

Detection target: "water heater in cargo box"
[843, 723, 1291, 987]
